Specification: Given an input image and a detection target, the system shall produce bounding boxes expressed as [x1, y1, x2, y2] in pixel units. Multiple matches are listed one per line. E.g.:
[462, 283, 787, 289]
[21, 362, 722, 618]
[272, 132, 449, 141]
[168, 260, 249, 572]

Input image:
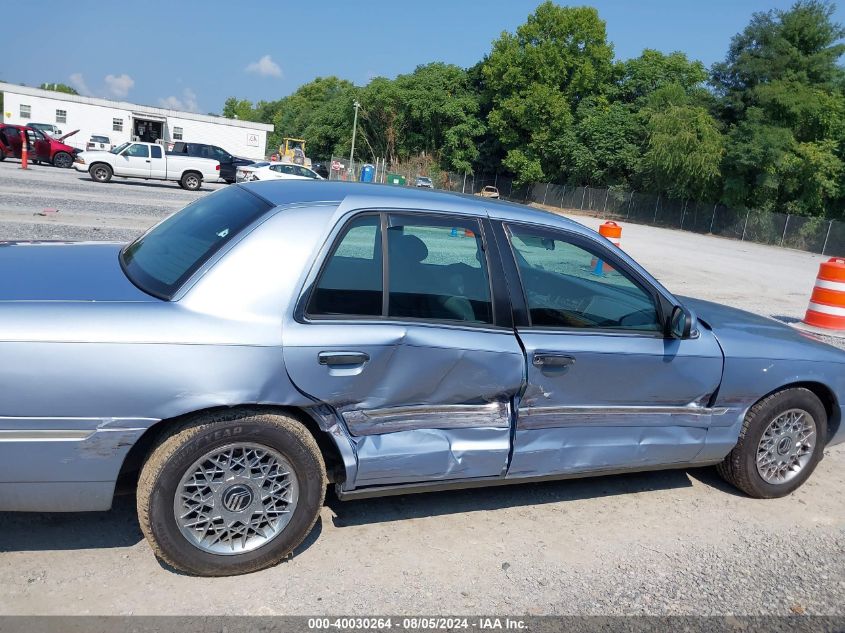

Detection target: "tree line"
[223, 1, 844, 219]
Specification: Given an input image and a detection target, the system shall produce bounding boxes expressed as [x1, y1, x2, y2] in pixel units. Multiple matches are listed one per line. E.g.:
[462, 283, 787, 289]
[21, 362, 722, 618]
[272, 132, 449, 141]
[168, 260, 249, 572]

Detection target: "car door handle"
[145, 159, 151, 163]
[533, 353, 576, 368]
[318, 351, 370, 366]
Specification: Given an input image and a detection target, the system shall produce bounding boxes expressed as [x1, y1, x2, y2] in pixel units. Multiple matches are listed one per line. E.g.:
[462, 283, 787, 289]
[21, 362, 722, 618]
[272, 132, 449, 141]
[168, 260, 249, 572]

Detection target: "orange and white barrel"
[599, 221, 622, 248]
[802, 258, 845, 331]
[591, 221, 622, 275]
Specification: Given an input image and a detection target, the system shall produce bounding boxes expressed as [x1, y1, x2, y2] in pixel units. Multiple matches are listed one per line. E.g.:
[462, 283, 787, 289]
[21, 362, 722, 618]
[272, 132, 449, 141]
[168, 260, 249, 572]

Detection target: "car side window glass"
[387, 215, 493, 324]
[151, 145, 162, 159]
[507, 225, 661, 332]
[125, 144, 150, 158]
[308, 215, 383, 317]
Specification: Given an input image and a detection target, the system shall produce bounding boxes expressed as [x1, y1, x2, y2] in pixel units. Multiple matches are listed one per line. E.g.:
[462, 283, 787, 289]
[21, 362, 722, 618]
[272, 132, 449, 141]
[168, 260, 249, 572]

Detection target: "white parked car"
[74, 142, 220, 191]
[237, 161, 323, 183]
[86, 134, 113, 151]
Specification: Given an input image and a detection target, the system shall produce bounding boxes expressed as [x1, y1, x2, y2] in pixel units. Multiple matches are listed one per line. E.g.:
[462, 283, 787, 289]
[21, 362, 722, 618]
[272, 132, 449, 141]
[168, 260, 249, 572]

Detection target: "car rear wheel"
[180, 172, 202, 191]
[137, 410, 326, 576]
[89, 163, 113, 183]
[716, 388, 827, 498]
[52, 151, 73, 168]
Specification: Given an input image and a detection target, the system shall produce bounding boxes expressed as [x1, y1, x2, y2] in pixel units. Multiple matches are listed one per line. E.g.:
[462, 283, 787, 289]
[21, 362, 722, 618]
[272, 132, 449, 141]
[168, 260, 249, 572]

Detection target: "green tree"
[38, 83, 79, 95]
[394, 63, 485, 172]
[638, 85, 724, 200]
[615, 50, 708, 104]
[268, 76, 357, 157]
[566, 98, 643, 187]
[482, 1, 614, 183]
[221, 97, 259, 122]
[714, 0, 845, 216]
[565, 50, 709, 188]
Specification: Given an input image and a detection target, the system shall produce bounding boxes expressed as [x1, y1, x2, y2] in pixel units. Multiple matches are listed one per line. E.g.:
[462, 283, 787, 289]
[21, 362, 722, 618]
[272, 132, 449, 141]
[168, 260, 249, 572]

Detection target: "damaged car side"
[0, 181, 843, 576]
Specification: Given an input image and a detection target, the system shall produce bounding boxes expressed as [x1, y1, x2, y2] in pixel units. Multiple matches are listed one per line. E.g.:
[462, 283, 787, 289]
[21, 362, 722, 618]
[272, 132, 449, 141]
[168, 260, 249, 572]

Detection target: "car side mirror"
[669, 305, 696, 339]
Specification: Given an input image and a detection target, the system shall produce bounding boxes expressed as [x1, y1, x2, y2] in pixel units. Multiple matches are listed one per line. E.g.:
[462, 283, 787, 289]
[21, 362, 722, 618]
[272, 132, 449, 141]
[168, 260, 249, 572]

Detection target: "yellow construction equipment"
[278, 138, 311, 168]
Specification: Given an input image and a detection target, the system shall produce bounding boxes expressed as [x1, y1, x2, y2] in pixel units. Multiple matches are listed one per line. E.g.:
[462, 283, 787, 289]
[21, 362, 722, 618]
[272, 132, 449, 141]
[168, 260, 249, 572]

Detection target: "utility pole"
[349, 100, 361, 178]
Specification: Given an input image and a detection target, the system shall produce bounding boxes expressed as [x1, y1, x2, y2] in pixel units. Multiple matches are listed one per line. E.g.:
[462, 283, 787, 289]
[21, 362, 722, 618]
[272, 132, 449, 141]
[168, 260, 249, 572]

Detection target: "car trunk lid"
[0, 242, 157, 302]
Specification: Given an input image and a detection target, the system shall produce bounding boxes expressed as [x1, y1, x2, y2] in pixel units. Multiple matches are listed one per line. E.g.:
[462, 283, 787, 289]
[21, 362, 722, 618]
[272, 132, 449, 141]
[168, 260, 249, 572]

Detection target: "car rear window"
[120, 186, 272, 299]
[91, 135, 109, 143]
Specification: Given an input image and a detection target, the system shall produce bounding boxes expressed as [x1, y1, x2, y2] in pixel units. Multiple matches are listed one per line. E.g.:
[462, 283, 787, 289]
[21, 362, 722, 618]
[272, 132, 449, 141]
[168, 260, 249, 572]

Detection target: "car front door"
[496, 221, 724, 478]
[283, 211, 525, 490]
[118, 143, 151, 177]
[26, 129, 52, 162]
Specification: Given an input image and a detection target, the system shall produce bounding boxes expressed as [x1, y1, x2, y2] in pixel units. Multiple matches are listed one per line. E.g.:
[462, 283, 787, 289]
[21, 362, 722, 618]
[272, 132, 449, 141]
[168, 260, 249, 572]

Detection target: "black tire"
[89, 163, 113, 183]
[52, 151, 73, 168]
[180, 172, 202, 191]
[137, 410, 326, 576]
[716, 387, 827, 498]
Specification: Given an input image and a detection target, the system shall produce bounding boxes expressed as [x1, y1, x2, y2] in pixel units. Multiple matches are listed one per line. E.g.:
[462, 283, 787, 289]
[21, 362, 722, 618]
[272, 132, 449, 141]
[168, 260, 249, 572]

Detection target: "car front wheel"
[52, 151, 73, 168]
[716, 387, 827, 498]
[137, 410, 326, 576]
[89, 163, 113, 183]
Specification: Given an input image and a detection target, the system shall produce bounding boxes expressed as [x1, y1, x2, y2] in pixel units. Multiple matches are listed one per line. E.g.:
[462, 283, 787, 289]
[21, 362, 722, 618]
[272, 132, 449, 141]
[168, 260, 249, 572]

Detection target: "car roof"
[238, 180, 590, 234]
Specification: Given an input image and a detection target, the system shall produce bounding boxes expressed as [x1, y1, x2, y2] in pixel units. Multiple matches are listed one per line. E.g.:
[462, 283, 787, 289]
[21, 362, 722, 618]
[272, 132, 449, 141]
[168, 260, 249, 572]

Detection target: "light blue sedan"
[1, 181, 843, 576]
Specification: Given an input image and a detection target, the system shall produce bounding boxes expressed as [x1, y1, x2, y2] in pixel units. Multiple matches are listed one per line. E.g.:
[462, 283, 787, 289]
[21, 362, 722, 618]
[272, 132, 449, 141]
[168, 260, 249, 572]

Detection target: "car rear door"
[149, 144, 167, 179]
[494, 221, 724, 478]
[1, 127, 22, 157]
[283, 210, 524, 490]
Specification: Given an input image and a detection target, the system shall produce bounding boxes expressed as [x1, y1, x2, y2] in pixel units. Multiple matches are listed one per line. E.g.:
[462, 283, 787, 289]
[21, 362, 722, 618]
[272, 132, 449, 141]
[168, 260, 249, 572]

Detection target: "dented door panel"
[283, 322, 525, 486]
[510, 328, 724, 476]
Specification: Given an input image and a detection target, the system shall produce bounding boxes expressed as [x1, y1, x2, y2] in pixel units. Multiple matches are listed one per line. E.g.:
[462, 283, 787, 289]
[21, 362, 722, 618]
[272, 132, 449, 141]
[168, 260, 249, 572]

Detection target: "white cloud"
[245, 55, 282, 78]
[104, 73, 135, 98]
[68, 73, 91, 96]
[159, 88, 200, 113]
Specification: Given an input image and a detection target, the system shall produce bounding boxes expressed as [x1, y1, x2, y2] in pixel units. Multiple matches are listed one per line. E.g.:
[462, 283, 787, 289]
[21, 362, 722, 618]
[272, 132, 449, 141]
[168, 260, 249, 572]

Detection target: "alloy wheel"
[756, 408, 816, 484]
[174, 442, 299, 555]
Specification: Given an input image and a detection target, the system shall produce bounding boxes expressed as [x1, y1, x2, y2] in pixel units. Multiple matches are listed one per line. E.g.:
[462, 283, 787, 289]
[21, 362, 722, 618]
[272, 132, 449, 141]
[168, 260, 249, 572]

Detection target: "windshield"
[120, 186, 273, 299]
[110, 142, 131, 154]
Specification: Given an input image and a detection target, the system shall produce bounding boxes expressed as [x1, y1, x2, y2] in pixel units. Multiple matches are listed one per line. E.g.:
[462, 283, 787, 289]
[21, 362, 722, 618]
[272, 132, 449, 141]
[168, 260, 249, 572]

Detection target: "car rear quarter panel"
[0, 202, 346, 511]
[0, 302, 317, 510]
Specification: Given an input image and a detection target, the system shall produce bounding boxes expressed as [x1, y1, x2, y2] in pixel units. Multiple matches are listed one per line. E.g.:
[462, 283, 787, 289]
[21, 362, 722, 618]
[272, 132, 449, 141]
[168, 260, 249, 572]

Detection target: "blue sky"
[4, 1, 843, 114]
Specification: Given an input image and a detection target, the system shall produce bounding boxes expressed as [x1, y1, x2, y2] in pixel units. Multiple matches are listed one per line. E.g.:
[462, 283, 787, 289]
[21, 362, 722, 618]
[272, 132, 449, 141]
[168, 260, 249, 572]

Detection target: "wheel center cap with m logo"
[222, 484, 254, 512]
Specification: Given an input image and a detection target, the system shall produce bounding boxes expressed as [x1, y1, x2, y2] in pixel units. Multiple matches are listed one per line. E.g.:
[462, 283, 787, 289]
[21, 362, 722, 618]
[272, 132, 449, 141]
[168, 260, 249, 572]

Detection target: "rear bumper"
[0, 419, 155, 512]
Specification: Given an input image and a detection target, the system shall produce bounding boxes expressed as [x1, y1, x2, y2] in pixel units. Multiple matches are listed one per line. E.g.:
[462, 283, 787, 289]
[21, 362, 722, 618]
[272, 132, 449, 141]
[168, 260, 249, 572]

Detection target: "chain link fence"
[520, 183, 844, 257]
[321, 164, 844, 256]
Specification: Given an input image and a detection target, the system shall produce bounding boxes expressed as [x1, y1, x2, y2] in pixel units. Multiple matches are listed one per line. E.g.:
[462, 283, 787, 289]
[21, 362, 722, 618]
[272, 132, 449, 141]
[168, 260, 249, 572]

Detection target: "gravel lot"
[0, 159, 843, 616]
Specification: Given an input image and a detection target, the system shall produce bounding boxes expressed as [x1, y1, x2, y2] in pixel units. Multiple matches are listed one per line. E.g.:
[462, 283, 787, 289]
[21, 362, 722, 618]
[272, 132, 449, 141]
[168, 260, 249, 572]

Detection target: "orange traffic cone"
[591, 221, 622, 276]
[802, 258, 845, 332]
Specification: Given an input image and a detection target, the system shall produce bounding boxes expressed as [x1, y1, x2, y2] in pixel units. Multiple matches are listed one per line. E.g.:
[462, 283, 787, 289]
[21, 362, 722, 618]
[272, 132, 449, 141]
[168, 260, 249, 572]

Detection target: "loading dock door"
[132, 115, 165, 143]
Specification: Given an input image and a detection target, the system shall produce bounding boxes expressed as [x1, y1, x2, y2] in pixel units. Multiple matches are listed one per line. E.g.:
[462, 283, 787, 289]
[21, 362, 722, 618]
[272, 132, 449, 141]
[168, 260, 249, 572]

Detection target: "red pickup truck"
[0, 123, 80, 168]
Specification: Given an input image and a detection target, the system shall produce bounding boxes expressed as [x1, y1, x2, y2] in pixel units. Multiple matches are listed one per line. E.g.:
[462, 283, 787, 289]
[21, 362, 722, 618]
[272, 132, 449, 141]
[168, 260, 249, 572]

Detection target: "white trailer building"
[0, 83, 273, 160]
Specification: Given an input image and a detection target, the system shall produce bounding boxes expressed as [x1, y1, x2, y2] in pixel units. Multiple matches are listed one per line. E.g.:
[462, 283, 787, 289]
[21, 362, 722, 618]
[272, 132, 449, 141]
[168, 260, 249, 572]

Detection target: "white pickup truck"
[74, 141, 220, 191]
